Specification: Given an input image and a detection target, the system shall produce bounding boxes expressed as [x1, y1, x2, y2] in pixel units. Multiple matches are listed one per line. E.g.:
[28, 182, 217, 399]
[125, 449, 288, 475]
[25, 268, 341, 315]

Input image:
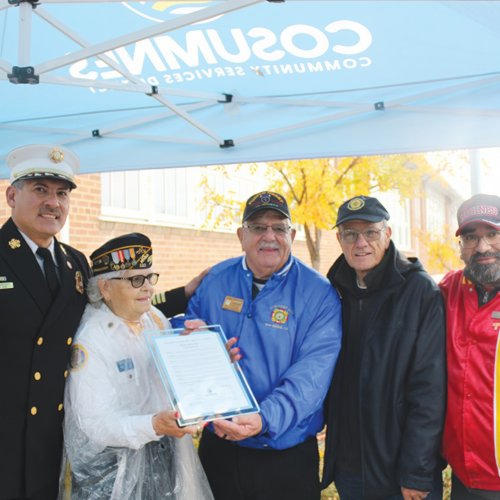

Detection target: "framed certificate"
[145, 324, 259, 427]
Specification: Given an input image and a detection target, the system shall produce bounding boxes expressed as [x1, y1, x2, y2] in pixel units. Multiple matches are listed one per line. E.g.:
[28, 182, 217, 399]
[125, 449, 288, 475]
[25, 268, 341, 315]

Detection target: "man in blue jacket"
[185, 191, 342, 500]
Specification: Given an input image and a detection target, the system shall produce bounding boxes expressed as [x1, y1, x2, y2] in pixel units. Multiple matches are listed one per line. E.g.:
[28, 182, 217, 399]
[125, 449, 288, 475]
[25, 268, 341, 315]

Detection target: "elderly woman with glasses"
[59, 233, 213, 500]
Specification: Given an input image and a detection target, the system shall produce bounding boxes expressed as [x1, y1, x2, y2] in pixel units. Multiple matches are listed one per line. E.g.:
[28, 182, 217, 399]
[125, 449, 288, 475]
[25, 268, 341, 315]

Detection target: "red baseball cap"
[456, 194, 500, 236]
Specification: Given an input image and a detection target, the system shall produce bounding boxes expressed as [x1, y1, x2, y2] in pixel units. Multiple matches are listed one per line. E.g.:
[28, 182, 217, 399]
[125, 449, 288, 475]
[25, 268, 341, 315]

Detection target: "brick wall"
[0, 175, 341, 292]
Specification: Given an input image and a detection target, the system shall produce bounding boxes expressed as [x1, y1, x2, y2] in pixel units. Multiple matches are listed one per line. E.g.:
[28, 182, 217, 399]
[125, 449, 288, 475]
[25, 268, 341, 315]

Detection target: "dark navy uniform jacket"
[0, 217, 90, 498]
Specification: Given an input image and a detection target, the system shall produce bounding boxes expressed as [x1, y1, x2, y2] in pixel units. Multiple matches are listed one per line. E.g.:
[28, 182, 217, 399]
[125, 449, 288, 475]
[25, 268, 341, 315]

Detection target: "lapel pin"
[8, 238, 21, 250]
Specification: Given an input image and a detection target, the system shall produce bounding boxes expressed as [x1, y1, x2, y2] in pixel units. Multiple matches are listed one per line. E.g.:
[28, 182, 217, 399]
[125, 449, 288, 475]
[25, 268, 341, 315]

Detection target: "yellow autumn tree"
[200, 154, 447, 270]
[416, 227, 463, 276]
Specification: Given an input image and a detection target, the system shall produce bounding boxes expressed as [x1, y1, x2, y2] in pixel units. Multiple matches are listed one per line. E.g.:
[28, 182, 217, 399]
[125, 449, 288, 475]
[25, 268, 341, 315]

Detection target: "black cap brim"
[334, 214, 386, 228]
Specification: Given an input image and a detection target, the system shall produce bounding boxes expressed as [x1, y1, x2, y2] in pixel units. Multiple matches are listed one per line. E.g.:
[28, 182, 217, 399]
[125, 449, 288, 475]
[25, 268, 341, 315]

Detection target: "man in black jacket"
[322, 196, 446, 500]
[0, 144, 202, 500]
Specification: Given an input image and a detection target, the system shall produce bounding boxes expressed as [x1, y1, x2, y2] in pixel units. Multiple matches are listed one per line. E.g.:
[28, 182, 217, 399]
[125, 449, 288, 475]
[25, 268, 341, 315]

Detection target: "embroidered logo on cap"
[347, 197, 365, 211]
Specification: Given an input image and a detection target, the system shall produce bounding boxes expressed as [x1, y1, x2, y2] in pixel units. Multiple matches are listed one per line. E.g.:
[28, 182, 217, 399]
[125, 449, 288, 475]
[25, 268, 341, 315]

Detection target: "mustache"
[259, 243, 280, 250]
[470, 251, 500, 264]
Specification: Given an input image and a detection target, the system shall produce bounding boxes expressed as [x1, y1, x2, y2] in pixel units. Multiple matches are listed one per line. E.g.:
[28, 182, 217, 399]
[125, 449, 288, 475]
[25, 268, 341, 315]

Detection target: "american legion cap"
[90, 233, 153, 276]
[455, 194, 500, 236]
[242, 191, 291, 222]
[6, 144, 79, 189]
[335, 195, 390, 227]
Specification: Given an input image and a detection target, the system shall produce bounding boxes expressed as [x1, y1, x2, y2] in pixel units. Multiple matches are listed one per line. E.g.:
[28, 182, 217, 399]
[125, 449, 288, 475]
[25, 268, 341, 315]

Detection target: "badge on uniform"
[222, 296, 244, 313]
[271, 307, 289, 325]
[8, 238, 21, 249]
[75, 271, 84, 294]
[492, 311, 500, 319]
[70, 344, 88, 371]
[116, 358, 134, 372]
[0, 276, 13, 288]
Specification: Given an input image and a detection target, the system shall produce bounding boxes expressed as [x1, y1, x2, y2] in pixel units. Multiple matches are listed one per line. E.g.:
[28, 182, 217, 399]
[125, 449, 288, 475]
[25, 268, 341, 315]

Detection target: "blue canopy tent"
[1, 0, 500, 176]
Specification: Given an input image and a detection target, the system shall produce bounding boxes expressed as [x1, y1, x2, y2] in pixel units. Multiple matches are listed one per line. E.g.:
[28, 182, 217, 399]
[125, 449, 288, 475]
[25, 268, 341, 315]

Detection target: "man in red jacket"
[440, 193, 500, 499]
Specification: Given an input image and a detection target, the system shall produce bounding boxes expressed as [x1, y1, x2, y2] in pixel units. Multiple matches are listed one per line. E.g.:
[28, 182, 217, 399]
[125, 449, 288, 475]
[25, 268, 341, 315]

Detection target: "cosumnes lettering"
[70, 20, 372, 82]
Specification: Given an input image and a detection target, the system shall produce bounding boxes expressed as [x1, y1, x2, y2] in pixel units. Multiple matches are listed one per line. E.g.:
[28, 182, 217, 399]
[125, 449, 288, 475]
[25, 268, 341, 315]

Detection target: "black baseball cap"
[335, 196, 390, 227]
[456, 194, 500, 236]
[242, 191, 290, 222]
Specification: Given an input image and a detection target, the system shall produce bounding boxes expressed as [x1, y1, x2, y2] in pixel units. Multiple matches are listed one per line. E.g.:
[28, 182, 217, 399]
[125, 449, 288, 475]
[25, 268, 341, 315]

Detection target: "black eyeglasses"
[110, 273, 159, 288]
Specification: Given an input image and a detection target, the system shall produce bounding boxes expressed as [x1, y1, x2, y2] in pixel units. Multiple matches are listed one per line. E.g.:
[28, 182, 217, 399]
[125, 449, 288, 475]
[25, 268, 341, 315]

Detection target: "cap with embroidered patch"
[7, 144, 79, 189]
[242, 191, 290, 222]
[335, 195, 390, 227]
[456, 194, 500, 236]
[90, 233, 152, 276]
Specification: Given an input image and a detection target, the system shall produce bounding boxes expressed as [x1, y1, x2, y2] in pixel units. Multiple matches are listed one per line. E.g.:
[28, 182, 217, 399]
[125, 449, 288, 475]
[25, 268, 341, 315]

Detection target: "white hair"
[86, 270, 125, 306]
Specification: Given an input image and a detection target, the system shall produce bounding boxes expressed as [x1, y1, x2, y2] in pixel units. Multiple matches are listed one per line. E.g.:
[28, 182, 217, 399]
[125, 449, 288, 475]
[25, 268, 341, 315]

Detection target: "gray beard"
[464, 251, 500, 287]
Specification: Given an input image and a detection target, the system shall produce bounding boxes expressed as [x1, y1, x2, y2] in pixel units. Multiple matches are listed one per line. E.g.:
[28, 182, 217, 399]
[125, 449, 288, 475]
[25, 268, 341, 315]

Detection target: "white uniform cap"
[7, 144, 79, 189]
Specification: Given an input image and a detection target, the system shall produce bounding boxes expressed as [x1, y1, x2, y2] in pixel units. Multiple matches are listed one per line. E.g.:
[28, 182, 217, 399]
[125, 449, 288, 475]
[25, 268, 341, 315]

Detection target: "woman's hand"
[152, 410, 202, 438]
[182, 319, 207, 334]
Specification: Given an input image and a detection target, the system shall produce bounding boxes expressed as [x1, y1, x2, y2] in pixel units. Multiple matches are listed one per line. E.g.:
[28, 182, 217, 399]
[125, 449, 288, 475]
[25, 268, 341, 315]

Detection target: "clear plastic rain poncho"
[59, 303, 214, 500]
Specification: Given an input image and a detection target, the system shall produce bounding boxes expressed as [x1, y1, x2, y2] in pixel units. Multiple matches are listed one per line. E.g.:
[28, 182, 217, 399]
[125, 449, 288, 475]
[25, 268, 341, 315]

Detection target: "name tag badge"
[0, 282, 14, 290]
[222, 296, 244, 313]
[492, 311, 500, 319]
[116, 358, 134, 372]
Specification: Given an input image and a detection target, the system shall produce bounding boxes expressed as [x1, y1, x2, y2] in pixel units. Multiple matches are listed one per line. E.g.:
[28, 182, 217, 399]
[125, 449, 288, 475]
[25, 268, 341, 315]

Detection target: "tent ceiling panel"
[1, 0, 500, 176]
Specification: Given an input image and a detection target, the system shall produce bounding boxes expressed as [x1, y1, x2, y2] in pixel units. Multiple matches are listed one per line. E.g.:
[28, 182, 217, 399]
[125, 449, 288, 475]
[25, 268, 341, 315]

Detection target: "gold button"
[30, 406, 37, 416]
[37, 337, 43, 346]
[64, 370, 68, 378]
[34, 372, 41, 381]
[58, 403, 64, 411]
[66, 337, 72, 345]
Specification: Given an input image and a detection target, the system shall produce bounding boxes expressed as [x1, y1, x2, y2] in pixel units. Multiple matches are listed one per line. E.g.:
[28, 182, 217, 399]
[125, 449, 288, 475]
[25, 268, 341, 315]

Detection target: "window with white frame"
[426, 189, 447, 235]
[101, 165, 269, 228]
[375, 190, 412, 251]
[101, 168, 196, 226]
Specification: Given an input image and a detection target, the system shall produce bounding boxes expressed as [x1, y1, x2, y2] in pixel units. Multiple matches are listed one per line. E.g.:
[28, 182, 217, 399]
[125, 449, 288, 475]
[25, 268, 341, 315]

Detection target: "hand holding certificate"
[145, 324, 259, 427]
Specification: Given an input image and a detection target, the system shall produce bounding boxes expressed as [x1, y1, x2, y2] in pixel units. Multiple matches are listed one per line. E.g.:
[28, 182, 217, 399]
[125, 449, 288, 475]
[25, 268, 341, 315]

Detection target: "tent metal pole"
[469, 149, 482, 195]
[17, 2, 32, 66]
[34, 9, 222, 103]
[35, 0, 263, 74]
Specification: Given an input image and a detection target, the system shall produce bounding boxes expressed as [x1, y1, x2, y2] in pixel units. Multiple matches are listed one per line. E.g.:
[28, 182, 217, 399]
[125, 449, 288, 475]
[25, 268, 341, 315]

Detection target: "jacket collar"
[0, 218, 86, 326]
[240, 254, 294, 279]
[328, 241, 419, 295]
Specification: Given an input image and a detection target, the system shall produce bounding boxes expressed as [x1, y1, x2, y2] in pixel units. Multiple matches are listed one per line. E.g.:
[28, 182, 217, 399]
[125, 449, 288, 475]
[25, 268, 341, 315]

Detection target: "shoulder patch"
[69, 343, 88, 371]
[152, 291, 166, 306]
